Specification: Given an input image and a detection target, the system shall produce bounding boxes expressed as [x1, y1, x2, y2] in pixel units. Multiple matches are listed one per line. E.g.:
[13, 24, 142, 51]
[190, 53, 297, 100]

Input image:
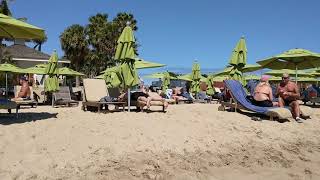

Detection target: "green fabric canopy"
[44, 51, 59, 92]
[213, 64, 262, 76]
[134, 58, 165, 69]
[0, 13, 45, 40]
[257, 49, 320, 82]
[102, 66, 122, 88]
[244, 74, 260, 81]
[228, 37, 247, 84]
[191, 61, 201, 95]
[210, 75, 229, 82]
[18, 64, 47, 74]
[177, 73, 205, 82]
[59, 67, 84, 76]
[265, 69, 311, 77]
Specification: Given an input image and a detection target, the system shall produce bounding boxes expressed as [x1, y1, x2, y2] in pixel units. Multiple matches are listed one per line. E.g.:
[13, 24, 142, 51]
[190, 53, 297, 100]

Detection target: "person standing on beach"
[276, 73, 303, 123]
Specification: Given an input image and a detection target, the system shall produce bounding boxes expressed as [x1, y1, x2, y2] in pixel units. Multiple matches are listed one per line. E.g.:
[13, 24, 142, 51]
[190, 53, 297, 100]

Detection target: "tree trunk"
[75, 63, 80, 87]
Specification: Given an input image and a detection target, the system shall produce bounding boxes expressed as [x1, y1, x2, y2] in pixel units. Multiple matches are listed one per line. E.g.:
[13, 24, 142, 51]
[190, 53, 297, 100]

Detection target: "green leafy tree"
[60, 24, 88, 86]
[0, 0, 12, 16]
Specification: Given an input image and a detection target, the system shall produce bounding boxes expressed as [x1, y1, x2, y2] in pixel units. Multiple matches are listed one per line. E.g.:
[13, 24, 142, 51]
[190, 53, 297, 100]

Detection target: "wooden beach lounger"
[0, 99, 18, 118]
[82, 79, 125, 113]
[53, 86, 79, 107]
[219, 80, 312, 121]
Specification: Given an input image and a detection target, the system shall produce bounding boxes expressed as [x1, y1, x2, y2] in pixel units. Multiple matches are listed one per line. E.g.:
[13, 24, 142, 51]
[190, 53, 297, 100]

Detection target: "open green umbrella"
[191, 61, 201, 96]
[265, 69, 312, 77]
[134, 58, 165, 69]
[244, 74, 260, 81]
[296, 77, 319, 82]
[228, 37, 247, 85]
[214, 64, 262, 76]
[18, 64, 47, 74]
[257, 48, 320, 82]
[59, 67, 84, 76]
[44, 51, 59, 93]
[0, 13, 45, 41]
[145, 73, 165, 79]
[177, 73, 205, 82]
[162, 71, 171, 92]
[114, 25, 139, 112]
[0, 63, 22, 97]
[210, 75, 229, 82]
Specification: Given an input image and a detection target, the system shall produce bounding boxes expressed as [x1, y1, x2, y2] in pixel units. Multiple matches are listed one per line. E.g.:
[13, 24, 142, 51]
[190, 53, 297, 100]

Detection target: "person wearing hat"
[252, 75, 278, 107]
[277, 73, 303, 123]
[13, 77, 31, 100]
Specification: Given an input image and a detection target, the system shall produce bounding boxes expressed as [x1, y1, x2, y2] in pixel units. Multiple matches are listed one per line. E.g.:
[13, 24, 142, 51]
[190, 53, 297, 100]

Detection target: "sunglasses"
[282, 77, 289, 79]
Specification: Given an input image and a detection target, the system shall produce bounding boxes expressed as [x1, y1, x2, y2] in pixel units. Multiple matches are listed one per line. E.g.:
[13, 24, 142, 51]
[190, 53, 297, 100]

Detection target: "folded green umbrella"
[227, 37, 248, 85]
[162, 71, 171, 92]
[0, 13, 45, 40]
[44, 51, 59, 92]
[114, 25, 139, 112]
[191, 61, 201, 94]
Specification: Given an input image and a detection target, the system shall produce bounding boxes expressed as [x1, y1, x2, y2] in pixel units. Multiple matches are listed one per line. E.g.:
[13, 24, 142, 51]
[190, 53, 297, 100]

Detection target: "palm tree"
[0, 0, 12, 16]
[60, 24, 88, 86]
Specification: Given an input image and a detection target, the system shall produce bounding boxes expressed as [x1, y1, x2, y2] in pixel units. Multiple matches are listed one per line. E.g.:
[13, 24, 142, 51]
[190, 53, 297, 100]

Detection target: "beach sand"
[0, 104, 320, 180]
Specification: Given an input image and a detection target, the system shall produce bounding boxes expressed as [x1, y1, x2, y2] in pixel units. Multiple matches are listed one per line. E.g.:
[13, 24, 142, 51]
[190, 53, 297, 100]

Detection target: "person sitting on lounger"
[277, 73, 303, 123]
[252, 75, 278, 107]
[13, 77, 31, 100]
[145, 87, 168, 110]
[172, 87, 187, 102]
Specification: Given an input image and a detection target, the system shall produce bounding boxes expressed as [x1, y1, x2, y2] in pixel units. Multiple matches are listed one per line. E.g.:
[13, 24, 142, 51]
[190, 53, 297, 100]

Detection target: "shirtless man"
[14, 77, 31, 100]
[253, 75, 278, 107]
[276, 73, 303, 123]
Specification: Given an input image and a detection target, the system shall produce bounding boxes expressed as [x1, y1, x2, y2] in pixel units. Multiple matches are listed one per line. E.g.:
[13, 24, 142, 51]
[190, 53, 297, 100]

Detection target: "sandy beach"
[0, 104, 320, 180]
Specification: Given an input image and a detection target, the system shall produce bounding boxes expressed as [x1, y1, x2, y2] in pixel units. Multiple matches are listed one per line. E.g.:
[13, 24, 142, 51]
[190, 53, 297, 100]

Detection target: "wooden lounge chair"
[53, 86, 79, 107]
[108, 87, 167, 112]
[219, 80, 292, 121]
[82, 79, 125, 113]
[13, 86, 38, 108]
[0, 99, 18, 118]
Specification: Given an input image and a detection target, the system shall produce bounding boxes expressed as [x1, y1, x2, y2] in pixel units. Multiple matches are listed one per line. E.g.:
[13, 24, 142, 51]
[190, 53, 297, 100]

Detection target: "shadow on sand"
[0, 112, 58, 125]
[227, 109, 290, 123]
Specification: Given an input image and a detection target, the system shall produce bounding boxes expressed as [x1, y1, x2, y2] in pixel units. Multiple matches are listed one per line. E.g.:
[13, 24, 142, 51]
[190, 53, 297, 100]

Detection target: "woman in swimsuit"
[252, 75, 278, 107]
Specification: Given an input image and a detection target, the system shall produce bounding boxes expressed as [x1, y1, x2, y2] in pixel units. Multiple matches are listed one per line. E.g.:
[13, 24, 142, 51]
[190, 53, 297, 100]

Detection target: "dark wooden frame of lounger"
[0, 102, 19, 118]
[82, 101, 126, 113]
[53, 86, 79, 107]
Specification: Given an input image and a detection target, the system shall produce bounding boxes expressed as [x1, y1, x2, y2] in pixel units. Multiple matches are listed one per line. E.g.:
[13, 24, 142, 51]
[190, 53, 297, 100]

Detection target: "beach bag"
[100, 96, 118, 102]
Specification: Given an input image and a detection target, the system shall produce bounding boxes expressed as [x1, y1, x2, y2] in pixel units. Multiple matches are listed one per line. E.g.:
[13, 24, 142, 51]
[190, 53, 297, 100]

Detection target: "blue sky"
[9, 0, 320, 75]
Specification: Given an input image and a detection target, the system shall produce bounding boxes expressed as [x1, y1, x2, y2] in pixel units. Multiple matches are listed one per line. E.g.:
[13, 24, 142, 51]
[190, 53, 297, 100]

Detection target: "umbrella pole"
[127, 88, 130, 112]
[295, 65, 298, 83]
[5, 72, 8, 99]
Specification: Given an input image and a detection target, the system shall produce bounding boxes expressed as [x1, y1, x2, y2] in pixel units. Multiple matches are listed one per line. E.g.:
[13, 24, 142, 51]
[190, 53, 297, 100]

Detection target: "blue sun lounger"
[219, 80, 292, 121]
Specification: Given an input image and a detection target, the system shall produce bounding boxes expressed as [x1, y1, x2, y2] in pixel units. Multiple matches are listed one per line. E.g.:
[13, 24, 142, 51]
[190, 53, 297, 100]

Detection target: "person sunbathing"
[145, 87, 168, 110]
[172, 87, 187, 103]
[276, 73, 303, 123]
[13, 77, 31, 100]
[252, 75, 278, 107]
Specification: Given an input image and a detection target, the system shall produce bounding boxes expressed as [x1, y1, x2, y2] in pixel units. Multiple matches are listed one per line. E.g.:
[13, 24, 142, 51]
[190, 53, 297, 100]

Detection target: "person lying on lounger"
[13, 77, 31, 100]
[252, 75, 278, 107]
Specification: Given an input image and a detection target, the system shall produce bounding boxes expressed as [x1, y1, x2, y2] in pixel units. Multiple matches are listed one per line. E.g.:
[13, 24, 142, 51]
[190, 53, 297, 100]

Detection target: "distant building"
[2, 40, 70, 68]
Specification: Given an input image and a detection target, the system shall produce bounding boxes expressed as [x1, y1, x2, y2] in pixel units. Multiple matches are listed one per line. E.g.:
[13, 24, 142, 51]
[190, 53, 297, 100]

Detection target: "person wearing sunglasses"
[276, 73, 303, 123]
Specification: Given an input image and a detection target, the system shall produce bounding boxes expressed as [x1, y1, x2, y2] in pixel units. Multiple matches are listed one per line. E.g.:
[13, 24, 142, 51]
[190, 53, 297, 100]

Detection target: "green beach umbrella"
[0, 63, 22, 97]
[244, 74, 260, 81]
[296, 77, 319, 82]
[59, 67, 84, 76]
[191, 61, 201, 96]
[114, 25, 139, 112]
[145, 73, 165, 79]
[265, 69, 311, 77]
[44, 51, 59, 93]
[268, 76, 282, 81]
[211, 75, 229, 82]
[177, 73, 205, 82]
[0, 13, 45, 40]
[228, 37, 247, 84]
[134, 58, 165, 69]
[204, 77, 214, 96]
[214, 64, 262, 76]
[257, 48, 320, 82]
[18, 64, 47, 74]
[162, 71, 171, 92]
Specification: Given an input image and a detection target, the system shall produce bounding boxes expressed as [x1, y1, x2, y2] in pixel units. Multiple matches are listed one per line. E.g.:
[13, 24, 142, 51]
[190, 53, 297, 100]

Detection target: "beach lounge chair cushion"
[83, 79, 109, 102]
